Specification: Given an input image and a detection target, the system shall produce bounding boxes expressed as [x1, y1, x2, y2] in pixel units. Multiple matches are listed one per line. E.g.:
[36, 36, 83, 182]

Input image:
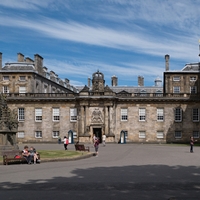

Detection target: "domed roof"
[92, 70, 104, 80]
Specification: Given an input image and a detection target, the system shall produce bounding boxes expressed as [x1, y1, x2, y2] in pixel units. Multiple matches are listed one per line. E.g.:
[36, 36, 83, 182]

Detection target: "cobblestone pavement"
[0, 143, 200, 200]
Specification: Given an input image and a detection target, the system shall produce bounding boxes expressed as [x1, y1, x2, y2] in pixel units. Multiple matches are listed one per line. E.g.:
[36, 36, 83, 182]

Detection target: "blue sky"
[0, 0, 199, 87]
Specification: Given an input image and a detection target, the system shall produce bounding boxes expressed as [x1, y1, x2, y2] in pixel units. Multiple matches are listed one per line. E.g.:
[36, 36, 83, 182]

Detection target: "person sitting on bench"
[22, 145, 33, 164]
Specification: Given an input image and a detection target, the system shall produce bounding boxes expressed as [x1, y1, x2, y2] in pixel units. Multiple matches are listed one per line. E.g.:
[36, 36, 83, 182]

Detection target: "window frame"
[19, 76, 26, 81]
[70, 108, 77, 122]
[192, 108, 199, 122]
[174, 108, 182, 122]
[35, 108, 42, 122]
[52, 131, 59, 138]
[157, 131, 164, 139]
[121, 108, 128, 121]
[35, 131, 42, 138]
[173, 76, 180, 81]
[139, 108, 146, 121]
[157, 108, 164, 121]
[193, 131, 199, 139]
[173, 86, 180, 93]
[139, 131, 146, 139]
[52, 108, 60, 122]
[190, 86, 197, 94]
[17, 131, 25, 138]
[19, 86, 26, 94]
[3, 86, 9, 93]
[3, 76, 9, 81]
[18, 108, 25, 121]
[174, 131, 182, 139]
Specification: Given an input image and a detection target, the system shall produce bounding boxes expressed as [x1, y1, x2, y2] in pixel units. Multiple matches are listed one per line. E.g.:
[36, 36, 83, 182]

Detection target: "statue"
[0, 94, 19, 150]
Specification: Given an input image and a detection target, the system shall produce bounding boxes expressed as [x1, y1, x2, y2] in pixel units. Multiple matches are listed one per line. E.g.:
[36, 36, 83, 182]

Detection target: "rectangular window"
[139, 108, 146, 121]
[175, 108, 182, 122]
[193, 131, 199, 139]
[19, 86, 26, 93]
[3, 76, 9, 81]
[3, 86, 9, 93]
[190, 76, 197, 81]
[17, 131, 25, 138]
[192, 108, 199, 122]
[157, 108, 164, 121]
[35, 131, 42, 138]
[18, 108, 25, 121]
[157, 131, 164, 139]
[173, 86, 180, 93]
[174, 131, 182, 139]
[139, 131, 146, 139]
[19, 76, 26, 81]
[52, 131, 59, 138]
[173, 76, 180, 81]
[70, 108, 77, 121]
[190, 86, 197, 94]
[121, 108, 128, 121]
[35, 108, 42, 121]
[53, 108, 60, 121]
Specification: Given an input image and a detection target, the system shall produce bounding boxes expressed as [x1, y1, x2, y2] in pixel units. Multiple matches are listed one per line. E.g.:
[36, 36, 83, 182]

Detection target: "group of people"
[22, 145, 40, 164]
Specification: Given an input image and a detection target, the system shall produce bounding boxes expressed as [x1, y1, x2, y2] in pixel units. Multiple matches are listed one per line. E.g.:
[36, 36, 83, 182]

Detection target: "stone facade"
[0, 52, 200, 144]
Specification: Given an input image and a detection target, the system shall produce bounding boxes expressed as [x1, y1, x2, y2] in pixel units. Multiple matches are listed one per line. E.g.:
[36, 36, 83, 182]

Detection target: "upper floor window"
[35, 131, 42, 138]
[70, 108, 77, 121]
[157, 108, 164, 121]
[139, 108, 146, 121]
[3, 86, 9, 93]
[173, 76, 180, 81]
[19, 86, 26, 93]
[173, 86, 180, 93]
[190, 76, 197, 81]
[53, 108, 60, 121]
[3, 76, 9, 81]
[18, 108, 25, 121]
[190, 86, 197, 94]
[121, 108, 128, 121]
[19, 76, 26, 81]
[192, 108, 199, 122]
[175, 108, 182, 122]
[35, 108, 42, 122]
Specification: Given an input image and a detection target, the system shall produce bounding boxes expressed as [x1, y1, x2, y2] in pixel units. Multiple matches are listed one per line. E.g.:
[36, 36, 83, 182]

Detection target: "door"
[93, 128, 102, 143]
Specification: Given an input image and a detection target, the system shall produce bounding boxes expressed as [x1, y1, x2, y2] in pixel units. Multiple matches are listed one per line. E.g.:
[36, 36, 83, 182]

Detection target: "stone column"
[104, 106, 108, 135]
[80, 106, 85, 136]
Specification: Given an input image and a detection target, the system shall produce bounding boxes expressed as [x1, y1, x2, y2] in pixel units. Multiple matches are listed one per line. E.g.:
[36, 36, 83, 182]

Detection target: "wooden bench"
[2, 150, 40, 165]
[75, 144, 90, 152]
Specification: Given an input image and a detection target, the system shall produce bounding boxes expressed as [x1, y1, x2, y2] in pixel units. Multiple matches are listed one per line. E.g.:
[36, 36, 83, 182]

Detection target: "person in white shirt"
[102, 134, 106, 146]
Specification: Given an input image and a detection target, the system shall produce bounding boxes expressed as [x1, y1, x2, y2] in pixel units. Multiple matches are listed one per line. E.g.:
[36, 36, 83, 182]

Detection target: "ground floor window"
[174, 131, 182, 139]
[35, 131, 42, 138]
[157, 131, 164, 139]
[52, 131, 59, 138]
[17, 131, 25, 138]
[193, 131, 199, 138]
[139, 131, 146, 139]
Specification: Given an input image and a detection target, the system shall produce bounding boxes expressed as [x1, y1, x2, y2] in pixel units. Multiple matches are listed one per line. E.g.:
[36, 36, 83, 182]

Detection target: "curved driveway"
[0, 143, 200, 200]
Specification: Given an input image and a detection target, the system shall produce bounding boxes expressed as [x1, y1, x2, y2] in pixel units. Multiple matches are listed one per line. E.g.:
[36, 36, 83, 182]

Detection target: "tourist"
[22, 145, 33, 164]
[29, 146, 40, 164]
[102, 134, 106, 146]
[94, 137, 100, 157]
[63, 136, 69, 150]
[190, 136, 197, 153]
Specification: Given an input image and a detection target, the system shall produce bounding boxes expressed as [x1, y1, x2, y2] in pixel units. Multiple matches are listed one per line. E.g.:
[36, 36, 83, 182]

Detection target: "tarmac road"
[0, 143, 200, 200]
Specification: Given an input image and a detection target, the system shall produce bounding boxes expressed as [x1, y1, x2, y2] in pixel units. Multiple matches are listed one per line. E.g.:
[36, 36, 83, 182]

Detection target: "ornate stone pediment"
[91, 108, 103, 123]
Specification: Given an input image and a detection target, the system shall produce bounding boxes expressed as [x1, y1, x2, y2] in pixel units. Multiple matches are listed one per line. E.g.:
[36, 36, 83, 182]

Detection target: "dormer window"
[3, 76, 9, 81]
[19, 76, 26, 81]
[190, 76, 197, 81]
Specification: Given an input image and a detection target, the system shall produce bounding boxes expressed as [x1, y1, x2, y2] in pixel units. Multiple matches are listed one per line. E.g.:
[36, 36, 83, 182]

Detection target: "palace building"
[0, 52, 199, 144]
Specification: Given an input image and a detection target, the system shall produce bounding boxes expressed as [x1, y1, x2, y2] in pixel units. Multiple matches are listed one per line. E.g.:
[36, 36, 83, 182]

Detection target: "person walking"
[94, 137, 100, 157]
[190, 136, 197, 153]
[63, 136, 69, 150]
[102, 134, 106, 146]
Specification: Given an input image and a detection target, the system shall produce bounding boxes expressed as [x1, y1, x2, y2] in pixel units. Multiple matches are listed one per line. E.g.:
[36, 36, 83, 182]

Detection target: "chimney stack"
[17, 53, 24, 62]
[165, 54, 170, 71]
[0, 52, 2, 70]
[138, 76, 144, 86]
[88, 77, 91, 87]
[34, 54, 44, 75]
[111, 75, 118, 86]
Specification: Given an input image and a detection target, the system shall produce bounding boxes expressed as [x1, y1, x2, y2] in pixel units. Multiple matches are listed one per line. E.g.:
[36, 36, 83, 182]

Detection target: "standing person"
[94, 137, 100, 157]
[22, 145, 33, 164]
[29, 146, 40, 164]
[102, 134, 106, 146]
[63, 136, 69, 150]
[190, 136, 197, 153]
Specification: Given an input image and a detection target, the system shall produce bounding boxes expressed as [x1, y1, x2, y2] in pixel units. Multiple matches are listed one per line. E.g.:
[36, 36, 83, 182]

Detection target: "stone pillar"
[80, 106, 85, 136]
[104, 106, 109, 135]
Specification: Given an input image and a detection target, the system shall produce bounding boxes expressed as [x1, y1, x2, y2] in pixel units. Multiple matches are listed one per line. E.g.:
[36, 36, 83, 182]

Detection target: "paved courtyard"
[0, 143, 200, 200]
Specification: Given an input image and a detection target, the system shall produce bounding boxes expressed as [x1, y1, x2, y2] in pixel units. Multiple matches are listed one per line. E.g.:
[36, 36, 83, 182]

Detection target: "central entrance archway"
[93, 128, 102, 143]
